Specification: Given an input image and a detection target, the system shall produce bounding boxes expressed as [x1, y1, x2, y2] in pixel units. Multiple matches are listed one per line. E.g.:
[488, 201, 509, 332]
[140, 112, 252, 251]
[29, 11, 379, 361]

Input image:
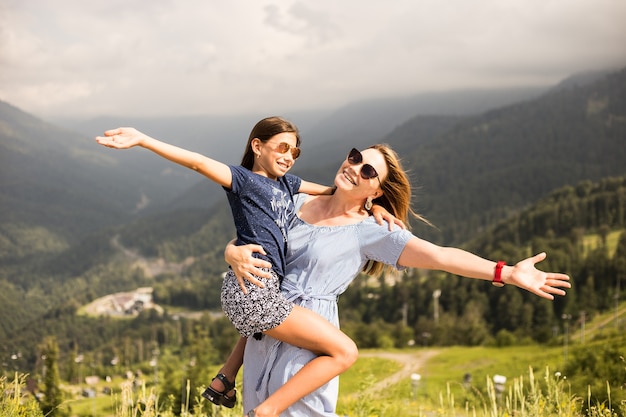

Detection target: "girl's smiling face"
[252, 132, 299, 179]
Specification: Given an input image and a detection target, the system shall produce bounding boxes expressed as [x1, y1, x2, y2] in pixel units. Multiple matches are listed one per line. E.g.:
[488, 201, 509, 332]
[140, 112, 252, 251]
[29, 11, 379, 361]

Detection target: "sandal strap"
[214, 373, 235, 392]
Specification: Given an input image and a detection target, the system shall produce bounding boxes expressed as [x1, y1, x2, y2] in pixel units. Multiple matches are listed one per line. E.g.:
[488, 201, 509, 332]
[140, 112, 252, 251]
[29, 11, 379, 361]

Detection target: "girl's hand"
[505, 252, 571, 300]
[95, 127, 146, 149]
[224, 241, 272, 294]
[370, 204, 406, 230]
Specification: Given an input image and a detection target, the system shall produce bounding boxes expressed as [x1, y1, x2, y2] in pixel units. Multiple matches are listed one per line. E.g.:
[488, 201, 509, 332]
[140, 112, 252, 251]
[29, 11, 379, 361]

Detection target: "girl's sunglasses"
[347, 148, 381, 184]
[273, 142, 301, 159]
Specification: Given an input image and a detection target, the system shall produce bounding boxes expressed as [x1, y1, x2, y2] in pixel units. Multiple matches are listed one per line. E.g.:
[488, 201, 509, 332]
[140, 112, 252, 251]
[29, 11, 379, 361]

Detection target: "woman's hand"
[95, 127, 146, 149]
[370, 204, 406, 230]
[224, 240, 273, 294]
[505, 252, 571, 300]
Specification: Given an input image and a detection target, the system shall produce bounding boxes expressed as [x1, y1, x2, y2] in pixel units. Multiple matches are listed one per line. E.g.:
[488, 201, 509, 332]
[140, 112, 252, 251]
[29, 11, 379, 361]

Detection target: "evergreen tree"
[40, 336, 68, 417]
[613, 231, 626, 310]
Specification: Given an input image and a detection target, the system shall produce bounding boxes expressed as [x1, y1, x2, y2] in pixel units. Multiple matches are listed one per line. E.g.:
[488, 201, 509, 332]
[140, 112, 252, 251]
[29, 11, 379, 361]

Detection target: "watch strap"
[492, 261, 506, 287]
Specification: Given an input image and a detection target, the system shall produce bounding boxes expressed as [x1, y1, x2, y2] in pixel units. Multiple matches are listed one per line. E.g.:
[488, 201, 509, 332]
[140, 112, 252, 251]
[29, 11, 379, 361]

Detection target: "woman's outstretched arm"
[397, 237, 570, 300]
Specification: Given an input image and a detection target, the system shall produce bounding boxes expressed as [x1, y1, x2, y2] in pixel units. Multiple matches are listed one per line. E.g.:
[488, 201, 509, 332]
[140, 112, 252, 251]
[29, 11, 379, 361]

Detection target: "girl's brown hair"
[240, 116, 301, 169]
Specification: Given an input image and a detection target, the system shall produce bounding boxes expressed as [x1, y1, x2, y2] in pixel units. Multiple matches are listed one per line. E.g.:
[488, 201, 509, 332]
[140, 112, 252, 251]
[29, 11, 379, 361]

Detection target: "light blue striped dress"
[243, 193, 414, 416]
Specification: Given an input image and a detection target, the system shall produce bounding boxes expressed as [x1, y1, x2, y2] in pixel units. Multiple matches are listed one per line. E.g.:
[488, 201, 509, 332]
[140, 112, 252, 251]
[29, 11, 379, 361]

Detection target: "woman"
[97, 118, 388, 417]
[227, 144, 571, 416]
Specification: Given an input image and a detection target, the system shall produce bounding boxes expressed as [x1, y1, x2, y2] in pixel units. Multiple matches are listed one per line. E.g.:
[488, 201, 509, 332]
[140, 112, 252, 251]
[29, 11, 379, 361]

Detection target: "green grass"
[68, 395, 114, 417]
[581, 229, 623, 258]
[335, 345, 566, 416]
[6, 344, 625, 417]
[570, 303, 626, 343]
[0, 373, 44, 417]
[340, 356, 403, 394]
[330, 303, 626, 415]
[8, 301, 626, 416]
[422, 345, 561, 389]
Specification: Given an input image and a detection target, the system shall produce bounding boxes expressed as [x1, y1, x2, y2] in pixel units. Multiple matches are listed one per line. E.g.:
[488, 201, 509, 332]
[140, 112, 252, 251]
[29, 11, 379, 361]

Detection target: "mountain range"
[1, 68, 624, 264]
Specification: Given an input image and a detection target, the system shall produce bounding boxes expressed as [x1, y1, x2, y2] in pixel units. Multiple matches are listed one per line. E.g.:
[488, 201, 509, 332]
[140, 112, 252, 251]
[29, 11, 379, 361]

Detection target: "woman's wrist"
[224, 240, 237, 264]
[492, 261, 507, 287]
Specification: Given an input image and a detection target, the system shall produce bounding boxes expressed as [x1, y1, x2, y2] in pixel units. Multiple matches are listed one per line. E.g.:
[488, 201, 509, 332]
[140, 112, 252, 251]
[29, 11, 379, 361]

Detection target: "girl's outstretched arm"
[298, 180, 335, 196]
[96, 127, 233, 187]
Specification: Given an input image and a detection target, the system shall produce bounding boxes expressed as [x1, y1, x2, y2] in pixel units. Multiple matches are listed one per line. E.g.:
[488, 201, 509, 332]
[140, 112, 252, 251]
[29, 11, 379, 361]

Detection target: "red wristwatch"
[492, 261, 506, 287]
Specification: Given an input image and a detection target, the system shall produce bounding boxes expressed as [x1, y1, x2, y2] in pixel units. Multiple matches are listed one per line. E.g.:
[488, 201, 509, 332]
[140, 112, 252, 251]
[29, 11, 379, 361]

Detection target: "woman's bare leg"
[251, 305, 358, 417]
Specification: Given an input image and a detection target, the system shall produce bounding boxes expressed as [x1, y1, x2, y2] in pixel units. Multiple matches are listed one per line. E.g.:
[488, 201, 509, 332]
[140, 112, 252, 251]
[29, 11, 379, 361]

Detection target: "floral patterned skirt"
[221, 268, 294, 337]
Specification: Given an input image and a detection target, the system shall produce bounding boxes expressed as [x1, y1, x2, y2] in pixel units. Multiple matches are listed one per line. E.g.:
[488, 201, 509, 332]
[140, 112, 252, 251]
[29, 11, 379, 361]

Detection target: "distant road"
[359, 350, 440, 394]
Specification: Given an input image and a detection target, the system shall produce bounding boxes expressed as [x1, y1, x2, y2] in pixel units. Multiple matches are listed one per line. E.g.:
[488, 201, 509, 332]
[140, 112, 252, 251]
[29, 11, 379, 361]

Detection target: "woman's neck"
[299, 194, 369, 226]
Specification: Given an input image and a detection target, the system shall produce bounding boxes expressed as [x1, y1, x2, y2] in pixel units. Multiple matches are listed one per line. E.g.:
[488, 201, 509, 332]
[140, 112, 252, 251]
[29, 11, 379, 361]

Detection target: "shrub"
[0, 373, 44, 417]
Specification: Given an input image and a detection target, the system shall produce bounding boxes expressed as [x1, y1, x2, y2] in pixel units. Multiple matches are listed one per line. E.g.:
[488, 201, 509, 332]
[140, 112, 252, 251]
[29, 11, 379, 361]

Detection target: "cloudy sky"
[1, 0, 625, 119]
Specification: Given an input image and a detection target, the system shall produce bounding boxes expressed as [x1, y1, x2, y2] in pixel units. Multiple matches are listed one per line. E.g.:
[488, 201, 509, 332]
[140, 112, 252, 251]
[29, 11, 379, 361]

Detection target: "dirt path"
[359, 350, 440, 394]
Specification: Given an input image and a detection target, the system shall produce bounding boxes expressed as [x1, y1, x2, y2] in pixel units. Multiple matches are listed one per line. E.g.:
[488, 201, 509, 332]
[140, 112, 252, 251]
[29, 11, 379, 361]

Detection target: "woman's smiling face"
[336, 147, 387, 192]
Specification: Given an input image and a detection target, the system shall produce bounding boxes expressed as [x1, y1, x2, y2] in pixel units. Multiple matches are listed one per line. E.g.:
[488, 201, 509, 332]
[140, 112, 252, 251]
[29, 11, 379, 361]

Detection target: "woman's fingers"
[244, 273, 265, 289]
[551, 273, 571, 284]
[531, 252, 547, 264]
[237, 274, 249, 295]
[104, 128, 123, 136]
[251, 259, 272, 274]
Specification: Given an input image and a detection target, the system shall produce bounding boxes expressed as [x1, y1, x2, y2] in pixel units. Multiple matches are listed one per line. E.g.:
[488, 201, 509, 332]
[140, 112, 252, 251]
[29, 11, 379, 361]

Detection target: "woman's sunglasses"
[273, 142, 301, 159]
[347, 148, 381, 184]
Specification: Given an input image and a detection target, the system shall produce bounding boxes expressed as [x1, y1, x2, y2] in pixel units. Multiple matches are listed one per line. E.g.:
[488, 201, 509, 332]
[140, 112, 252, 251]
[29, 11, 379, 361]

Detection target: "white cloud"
[1, 0, 624, 119]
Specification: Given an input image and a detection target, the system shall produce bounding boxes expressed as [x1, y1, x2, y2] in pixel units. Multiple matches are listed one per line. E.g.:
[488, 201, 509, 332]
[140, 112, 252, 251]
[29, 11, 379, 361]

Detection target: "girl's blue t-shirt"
[224, 165, 302, 280]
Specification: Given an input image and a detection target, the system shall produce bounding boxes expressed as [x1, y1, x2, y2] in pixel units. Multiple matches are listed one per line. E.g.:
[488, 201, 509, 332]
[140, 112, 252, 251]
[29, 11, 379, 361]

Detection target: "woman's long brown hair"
[363, 144, 431, 277]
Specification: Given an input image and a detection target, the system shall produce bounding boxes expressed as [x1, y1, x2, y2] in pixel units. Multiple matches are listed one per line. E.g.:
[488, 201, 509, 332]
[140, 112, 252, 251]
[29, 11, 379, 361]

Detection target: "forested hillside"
[2, 176, 625, 377]
[0, 102, 125, 240]
[338, 176, 626, 348]
[389, 67, 626, 243]
[0, 101, 182, 264]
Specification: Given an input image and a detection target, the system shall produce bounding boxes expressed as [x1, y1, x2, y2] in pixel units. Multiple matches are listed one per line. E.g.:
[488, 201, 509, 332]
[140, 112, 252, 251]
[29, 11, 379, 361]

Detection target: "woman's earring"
[364, 196, 373, 211]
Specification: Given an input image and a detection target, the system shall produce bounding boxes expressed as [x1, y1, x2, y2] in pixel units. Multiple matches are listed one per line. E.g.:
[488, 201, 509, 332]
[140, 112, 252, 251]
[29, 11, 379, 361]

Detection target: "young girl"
[96, 117, 390, 417]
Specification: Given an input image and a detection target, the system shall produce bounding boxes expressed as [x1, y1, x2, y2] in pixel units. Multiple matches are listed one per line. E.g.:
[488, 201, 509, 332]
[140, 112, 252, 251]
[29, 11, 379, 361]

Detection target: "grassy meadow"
[5, 290, 625, 417]
[581, 230, 622, 258]
[336, 345, 564, 416]
[6, 338, 624, 417]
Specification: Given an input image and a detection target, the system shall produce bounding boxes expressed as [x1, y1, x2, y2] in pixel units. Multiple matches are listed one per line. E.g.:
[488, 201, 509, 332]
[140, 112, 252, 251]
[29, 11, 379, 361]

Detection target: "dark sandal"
[201, 373, 237, 408]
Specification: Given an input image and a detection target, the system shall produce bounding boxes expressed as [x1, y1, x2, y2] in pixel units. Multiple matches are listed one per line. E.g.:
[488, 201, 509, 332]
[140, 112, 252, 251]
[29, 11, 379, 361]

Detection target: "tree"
[40, 336, 68, 417]
[613, 231, 626, 321]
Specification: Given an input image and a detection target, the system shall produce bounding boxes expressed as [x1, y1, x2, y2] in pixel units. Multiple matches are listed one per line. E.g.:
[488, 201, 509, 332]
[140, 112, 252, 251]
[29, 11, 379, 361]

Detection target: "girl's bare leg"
[205, 336, 246, 398]
[252, 306, 358, 417]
